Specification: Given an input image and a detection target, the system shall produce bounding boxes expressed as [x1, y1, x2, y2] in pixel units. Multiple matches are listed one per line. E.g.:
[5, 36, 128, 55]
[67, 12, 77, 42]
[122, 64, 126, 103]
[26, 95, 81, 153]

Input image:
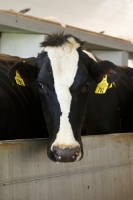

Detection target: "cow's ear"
[90, 60, 121, 84]
[9, 61, 37, 86]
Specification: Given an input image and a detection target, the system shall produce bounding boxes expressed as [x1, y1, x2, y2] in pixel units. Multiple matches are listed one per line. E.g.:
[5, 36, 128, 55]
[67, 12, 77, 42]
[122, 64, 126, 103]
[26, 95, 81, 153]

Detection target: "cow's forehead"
[45, 37, 80, 52]
[45, 37, 80, 87]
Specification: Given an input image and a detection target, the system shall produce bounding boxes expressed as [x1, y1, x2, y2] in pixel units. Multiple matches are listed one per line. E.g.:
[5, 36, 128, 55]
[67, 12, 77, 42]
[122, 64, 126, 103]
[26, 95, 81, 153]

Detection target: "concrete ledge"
[0, 133, 133, 199]
[0, 9, 133, 52]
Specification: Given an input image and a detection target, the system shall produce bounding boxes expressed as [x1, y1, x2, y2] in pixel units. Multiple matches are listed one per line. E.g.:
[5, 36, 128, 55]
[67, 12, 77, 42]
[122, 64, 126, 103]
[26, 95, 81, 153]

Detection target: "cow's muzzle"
[52, 146, 82, 162]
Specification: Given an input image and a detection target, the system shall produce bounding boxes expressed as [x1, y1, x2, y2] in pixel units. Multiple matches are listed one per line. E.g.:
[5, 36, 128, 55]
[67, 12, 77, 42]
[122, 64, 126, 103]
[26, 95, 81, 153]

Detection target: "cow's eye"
[38, 82, 47, 94]
[82, 81, 90, 93]
[38, 81, 44, 89]
[85, 82, 90, 90]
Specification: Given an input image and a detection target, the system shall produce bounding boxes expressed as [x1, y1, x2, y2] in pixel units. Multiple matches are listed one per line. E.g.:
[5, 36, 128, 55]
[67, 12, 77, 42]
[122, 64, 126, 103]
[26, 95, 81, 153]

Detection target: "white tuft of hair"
[83, 50, 97, 62]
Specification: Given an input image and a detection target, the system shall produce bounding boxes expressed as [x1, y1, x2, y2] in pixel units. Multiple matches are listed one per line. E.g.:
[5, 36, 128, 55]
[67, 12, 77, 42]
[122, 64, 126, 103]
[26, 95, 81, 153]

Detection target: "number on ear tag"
[95, 75, 108, 94]
[15, 71, 25, 86]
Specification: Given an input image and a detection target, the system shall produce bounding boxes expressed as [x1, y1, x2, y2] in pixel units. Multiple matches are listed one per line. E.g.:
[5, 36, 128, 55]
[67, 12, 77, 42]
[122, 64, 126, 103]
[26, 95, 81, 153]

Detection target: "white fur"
[83, 50, 97, 62]
[45, 37, 81, 151]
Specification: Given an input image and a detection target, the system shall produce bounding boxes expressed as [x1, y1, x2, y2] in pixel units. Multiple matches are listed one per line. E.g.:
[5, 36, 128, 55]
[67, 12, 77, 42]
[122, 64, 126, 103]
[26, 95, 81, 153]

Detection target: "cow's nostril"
[53, 146, 56, 151]
[53, 146, 61, 160]
[55, 152, 61, 159]
[72, 148, 81, 158]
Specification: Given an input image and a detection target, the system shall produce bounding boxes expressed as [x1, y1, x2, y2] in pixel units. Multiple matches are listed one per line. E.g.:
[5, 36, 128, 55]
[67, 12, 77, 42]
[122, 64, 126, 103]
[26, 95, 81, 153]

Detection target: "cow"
[83, 50, 133, 134]
[1, 33, 121, 162]
[80, 50, 121, 135]
[115, 67, 133, 132]
[0, 54, 48, 140]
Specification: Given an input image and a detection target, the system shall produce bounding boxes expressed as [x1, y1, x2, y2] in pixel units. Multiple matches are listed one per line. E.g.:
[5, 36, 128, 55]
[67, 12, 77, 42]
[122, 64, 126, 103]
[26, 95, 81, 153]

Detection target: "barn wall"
[0, 33, 45, 57]
[128, 59, 133, 68]
[0, 34, 1, 53]
[128, 52, 133, 68]
[0, 33, 130, 67]
[92, 50, 129, 66]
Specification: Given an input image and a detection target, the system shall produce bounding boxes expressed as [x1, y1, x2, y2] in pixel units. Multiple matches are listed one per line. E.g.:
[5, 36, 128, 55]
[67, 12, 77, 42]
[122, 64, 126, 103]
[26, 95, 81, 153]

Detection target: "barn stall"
[0, 9, 133, 200]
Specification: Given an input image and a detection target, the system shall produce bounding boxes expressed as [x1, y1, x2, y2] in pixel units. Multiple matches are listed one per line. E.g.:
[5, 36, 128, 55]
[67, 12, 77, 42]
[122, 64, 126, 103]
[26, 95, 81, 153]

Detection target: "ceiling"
[0, 0, 133, 43]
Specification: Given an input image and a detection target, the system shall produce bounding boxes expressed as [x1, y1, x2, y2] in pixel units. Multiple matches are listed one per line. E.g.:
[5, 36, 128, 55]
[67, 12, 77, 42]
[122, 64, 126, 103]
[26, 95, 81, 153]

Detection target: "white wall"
[128, 59, 133, 68]
[92, 50, 129, 66]
[0, 33, 131, 67]
[0, 34, 1, 53]
[0, 33, 45, 57]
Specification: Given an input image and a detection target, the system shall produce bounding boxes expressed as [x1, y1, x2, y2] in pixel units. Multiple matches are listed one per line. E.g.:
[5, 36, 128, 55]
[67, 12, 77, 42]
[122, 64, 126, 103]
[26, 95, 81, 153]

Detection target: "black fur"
[0, 54, 48, 140]
[40, 32, 85, 47]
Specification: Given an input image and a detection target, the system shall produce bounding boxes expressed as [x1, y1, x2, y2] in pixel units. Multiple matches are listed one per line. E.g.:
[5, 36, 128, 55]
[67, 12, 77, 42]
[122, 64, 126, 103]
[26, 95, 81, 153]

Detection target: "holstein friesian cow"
[115, 66, 133, 132]
[1, 33, 121, 162]
[83, 50, 133, 134]
[0, 54, 48, 139]
[82, 50, 121, 135]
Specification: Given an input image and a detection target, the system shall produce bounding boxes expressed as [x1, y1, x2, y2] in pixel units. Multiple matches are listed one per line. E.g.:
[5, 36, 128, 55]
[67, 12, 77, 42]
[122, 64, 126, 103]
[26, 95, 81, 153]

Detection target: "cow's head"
[9, 33, 121, 162]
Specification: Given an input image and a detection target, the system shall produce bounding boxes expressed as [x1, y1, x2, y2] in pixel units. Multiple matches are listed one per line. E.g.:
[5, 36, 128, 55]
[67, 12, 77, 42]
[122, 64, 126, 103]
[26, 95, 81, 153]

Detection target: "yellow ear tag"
[15, 71, 25, 86]
[108, 83, 112, 89]
[95, 75, 109, 94]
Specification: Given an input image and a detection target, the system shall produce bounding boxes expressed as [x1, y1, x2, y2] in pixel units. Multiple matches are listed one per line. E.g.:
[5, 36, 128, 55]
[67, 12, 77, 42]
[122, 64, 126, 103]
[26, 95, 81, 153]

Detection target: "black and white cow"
[0, 34, 121, 162]
[1, 33, 121, 162]
[115, 66, 133, 132]
[83, 50, 133, 134]
[82, 50, 121, 135]
[0, 54, 48, 139]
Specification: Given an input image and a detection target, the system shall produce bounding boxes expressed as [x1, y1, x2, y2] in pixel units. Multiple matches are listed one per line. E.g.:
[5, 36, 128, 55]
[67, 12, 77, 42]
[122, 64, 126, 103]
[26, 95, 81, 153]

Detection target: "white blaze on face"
[83, 50, 98, 62]
[45, 37, 81, 150]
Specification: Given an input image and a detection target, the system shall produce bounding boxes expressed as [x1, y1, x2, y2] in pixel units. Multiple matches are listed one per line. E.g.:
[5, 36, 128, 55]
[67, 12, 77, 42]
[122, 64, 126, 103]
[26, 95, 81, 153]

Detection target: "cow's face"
[9, 33, 121, 162]
[36, 37, 90, 162]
